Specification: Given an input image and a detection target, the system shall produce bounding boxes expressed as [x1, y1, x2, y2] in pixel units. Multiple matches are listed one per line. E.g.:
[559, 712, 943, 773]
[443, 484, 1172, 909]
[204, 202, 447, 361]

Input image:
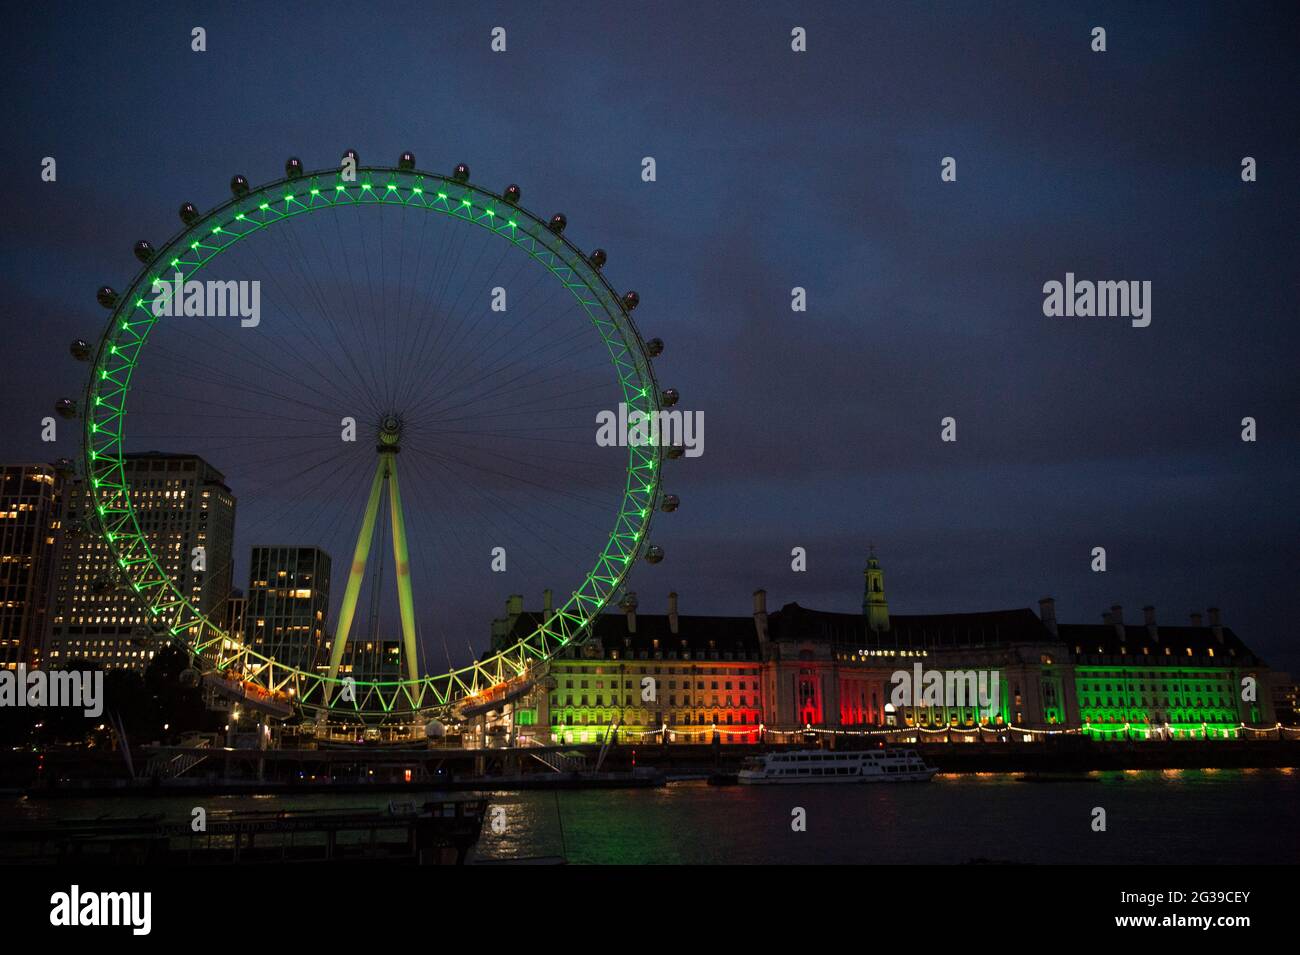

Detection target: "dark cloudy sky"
[3, 2, 1298, 674]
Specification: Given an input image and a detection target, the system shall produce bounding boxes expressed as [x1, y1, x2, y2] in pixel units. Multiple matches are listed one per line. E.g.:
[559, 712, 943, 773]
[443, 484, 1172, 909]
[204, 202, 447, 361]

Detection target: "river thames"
[8, 768, 1299, 865]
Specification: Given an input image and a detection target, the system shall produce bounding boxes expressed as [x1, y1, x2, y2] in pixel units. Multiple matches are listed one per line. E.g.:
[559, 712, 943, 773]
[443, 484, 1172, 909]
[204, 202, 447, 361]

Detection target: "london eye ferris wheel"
[65, 151, 680, 730]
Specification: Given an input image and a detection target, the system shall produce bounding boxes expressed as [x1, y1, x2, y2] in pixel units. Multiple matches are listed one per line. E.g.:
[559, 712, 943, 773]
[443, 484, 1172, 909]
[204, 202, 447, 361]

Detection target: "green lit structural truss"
[83, 164, 665, 724]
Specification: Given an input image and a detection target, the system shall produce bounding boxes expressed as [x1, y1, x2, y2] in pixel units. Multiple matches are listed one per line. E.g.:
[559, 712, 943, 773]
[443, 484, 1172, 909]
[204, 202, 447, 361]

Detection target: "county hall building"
[489, 555, 1277, 743]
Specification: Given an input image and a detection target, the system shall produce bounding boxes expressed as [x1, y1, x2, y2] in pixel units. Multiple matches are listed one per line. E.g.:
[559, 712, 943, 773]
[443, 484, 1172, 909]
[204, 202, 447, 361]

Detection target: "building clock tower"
[863, 549, 890, 633]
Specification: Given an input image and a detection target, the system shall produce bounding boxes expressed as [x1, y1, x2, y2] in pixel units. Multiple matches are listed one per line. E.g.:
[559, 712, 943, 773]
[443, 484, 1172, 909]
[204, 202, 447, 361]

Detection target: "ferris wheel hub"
[377, 413, 404, 452]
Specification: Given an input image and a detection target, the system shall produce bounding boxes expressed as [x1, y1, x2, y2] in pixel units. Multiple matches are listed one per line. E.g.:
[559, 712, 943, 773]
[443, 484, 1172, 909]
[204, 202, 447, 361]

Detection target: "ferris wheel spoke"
[217, 443, 360, 493]
[411, 438, 628, 512]
[133, 359, 352, 422]
[401, 450, 577, 578]
[143, 322, 343, 411]
[390, 205, 444, 412]
[408, 238, 526, 398]
[411, 266, 567, 412]
[403, 441, 617, 516]
[415, 400, 615, 433]
[135, 336, 363, 423]
[270, 212, 393, 415]
[392, 452, 557, 654]
[394, 216, 510, 413]
[275, 451, 372, 558]
[399, 229, 527, 409]
[417, 341, 609, 424]
[417, 310, 601, 421]
[401, 233, 506, 409]
[321, 208, 389, 410]
[124, 400, 323, 426]
[463, 315, 605, 394]
[407, 425, 607, 445]
[402, 464, 608, 592]
[145, 335, 361, 422]
[251, 219, 384, 417]
[409, 342, 603, 422]
[390, 216, 472, 412]
[196, 447, 370, 629]
[418, 272, 578, 407]
[351, 205, 387, 408]
[398, 473, 545, 669]
[419, 378, 613, 433]
[204, 448, 369, 605]
[148, 245, 376, 418]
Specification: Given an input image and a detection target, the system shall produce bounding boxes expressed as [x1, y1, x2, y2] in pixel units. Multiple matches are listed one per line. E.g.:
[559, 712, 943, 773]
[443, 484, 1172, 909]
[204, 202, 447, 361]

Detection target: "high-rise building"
[44, 453, 236, 671]
[245, 546, 331, 673]
[224, 588, 247, 641]
[0, 464, 63, 669]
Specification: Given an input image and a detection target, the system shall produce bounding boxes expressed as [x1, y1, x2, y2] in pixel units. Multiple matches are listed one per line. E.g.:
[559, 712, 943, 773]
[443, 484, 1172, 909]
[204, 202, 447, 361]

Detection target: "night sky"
[3, 2, 1298, 675]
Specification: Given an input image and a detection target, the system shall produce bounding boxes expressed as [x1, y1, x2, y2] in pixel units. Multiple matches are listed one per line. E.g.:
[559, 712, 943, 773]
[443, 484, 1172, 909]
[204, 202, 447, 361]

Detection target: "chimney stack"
[753, 588, 769, 642]
[621, 592, 638, 633]
[1143, 605, 1158, 642]
[543, 588, 553, 613]
[1190, 611, 1203, 627]
[1207, 607, 1223, 644]
[668, 591, 679, 635]
[1110, 604, 1124, 640]
[507, 594, 523, 619]
[1038, 597, 1057, 636]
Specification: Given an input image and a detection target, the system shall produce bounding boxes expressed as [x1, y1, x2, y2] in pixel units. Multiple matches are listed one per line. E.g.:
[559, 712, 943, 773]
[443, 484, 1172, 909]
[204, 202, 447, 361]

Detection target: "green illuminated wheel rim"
[83, 163, 665, 724]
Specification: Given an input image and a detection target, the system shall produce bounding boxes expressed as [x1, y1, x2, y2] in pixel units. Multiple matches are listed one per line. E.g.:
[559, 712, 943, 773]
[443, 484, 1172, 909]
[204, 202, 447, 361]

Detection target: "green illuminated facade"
[1060, 606, 1268, 739]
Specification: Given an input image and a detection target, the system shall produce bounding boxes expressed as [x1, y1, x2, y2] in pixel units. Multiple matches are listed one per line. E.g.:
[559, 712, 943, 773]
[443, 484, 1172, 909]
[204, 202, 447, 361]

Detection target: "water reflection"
[6, 769, 1298, 864]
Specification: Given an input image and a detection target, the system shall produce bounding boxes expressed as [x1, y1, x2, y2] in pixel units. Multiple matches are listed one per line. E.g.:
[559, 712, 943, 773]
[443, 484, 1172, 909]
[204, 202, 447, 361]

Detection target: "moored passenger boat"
[737, 748, 937, 784]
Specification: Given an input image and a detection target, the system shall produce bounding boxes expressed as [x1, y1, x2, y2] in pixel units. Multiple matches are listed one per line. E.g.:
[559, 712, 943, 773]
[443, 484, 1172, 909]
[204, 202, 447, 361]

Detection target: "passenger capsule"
[399, 151, 416, 170]
[645, 545, 665, 564]
[178, 667, 201, 688]
[70, 339, 92, 361]
[661, 388, 680, 407]
[133, 240, 156, 264]
[665, 446, 685, 460]
[96, 286, 118, 309]
[179, 202, 201, 226]
[230, 174, 250, 197]
[55, 399, 77, 419]
[589, 248, 606, 270]
[453, 163, 471, 182]
[548, 213, 567, 234]
[646, 337, 664, 357]
[504, 184, 521, 204]
[660, 494, 679, 512]
[285, 157, 304, 178]
[621, 291, 639, 311]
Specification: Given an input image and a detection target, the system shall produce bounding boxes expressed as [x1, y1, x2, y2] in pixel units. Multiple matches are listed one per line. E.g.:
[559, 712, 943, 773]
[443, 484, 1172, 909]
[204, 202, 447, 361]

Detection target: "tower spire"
[863, 548, 890, 633]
